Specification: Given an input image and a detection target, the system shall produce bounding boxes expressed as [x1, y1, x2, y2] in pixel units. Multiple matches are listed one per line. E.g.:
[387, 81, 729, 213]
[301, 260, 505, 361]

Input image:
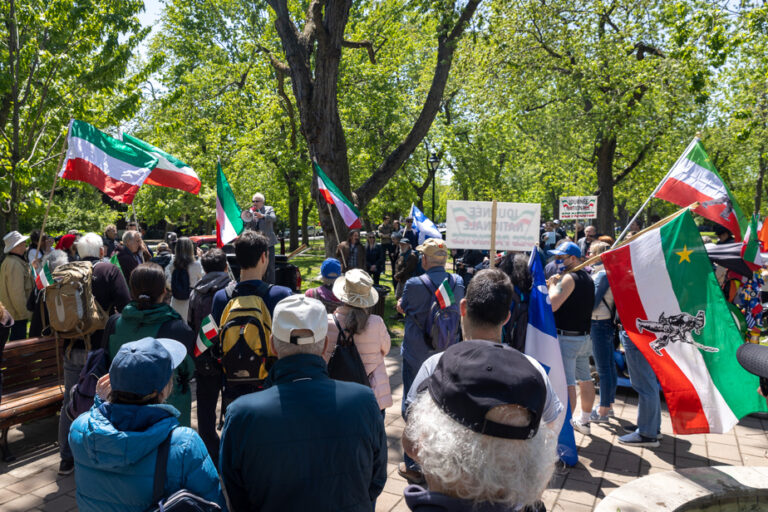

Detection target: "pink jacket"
[326, 310, 393, 410]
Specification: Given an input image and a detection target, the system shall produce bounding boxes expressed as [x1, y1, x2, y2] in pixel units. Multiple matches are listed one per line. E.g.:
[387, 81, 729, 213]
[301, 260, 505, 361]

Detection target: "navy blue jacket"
[219, 354, 387, 511]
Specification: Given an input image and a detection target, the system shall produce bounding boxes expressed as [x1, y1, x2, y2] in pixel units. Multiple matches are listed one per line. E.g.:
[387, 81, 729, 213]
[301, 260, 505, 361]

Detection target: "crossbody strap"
[151, 428, 176, 506]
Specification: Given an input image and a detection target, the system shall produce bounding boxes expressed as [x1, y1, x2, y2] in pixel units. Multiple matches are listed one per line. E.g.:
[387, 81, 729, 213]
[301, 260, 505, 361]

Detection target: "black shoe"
[58, 459, 75, 475]
[389, 313, 404, 320]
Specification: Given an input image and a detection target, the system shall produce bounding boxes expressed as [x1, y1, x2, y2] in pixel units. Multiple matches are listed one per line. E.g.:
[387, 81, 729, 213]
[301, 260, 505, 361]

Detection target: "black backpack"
[171, 267, 191, 300]
[327, 315, 370, 387]
[147, 429, 221, 512]
[66, 349, 109, 421]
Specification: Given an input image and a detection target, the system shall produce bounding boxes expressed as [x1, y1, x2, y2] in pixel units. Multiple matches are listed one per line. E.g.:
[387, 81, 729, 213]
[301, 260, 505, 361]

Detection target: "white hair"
[77, 232, 103, 258]
[272, 336, 325, 359]
[252, 192, 265, 202]
[405, 391, 557, 508]
[122, 230, 139, 244]
[43, 249, 69, 271]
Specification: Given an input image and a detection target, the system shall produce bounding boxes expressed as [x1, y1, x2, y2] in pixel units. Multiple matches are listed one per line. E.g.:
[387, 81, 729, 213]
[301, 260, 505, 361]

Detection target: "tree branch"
[342, 40, 376, 64]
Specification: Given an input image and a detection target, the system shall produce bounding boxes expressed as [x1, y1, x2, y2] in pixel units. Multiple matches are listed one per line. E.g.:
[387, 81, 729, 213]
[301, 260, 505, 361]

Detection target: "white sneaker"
[571, 417, 591, 435]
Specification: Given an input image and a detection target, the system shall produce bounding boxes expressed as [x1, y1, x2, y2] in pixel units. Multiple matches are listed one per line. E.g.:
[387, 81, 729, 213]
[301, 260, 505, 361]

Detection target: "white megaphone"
[241, 209, 254, 223]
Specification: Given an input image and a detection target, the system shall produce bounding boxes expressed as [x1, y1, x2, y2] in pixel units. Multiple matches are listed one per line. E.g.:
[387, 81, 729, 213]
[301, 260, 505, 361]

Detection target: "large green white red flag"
[601, 211, 766, 434]
[216, 163, 243, 248]
[60, 120, 158, 204]
[314, 162, 362, 229]
[741, 215, 763, 272]
[654, 138, 747, 241]
[122, 133, 201, 194]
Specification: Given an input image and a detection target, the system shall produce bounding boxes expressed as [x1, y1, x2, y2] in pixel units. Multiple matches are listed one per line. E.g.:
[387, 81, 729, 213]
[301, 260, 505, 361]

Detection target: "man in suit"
[247, 193, 278, 284]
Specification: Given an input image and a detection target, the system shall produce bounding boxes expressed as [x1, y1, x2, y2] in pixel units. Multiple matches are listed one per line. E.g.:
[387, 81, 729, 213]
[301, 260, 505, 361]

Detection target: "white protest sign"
[559, 196, 597, 219]
[446, 200, 541, 251]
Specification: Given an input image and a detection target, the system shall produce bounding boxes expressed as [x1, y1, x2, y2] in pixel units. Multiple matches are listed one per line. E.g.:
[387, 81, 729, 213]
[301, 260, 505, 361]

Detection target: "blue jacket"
[219, 353, 387, 511]
[400, 267, 465, 368]
[592, 268, 611, 311]
[69, 401, 225, 512]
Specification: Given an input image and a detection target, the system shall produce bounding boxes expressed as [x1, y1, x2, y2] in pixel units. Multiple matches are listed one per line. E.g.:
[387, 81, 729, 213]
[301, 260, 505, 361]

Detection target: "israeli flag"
[526, 249, 578, 466]
[409, 204, 442, 244]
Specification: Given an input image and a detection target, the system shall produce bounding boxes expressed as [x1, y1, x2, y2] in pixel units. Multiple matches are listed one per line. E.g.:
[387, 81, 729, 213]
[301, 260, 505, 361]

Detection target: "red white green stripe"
[314, 162, 362, 229]
[654, 138, 746, 241]
[34, 262, 53, 290]
[195, 315, 218, 357]
[122, 133, 201, 195]
[216, 163, 243, 248]
[601, 211, 766, 434]
[741, 215, 763, 272]
[435, 277, 455, 309]
[60, 120, 158, 204]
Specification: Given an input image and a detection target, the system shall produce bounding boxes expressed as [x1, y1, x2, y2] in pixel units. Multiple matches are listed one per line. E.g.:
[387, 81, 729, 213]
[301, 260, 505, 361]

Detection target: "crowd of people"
[0, 208, 760, 511]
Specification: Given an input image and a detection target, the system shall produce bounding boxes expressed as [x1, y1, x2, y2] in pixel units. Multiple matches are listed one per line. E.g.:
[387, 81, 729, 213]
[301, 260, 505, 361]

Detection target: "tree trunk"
[301, 198, 313, 247]
[755, 145, 766, 216]
[288, 191, 299, 251]
[596, 135, 617, 236]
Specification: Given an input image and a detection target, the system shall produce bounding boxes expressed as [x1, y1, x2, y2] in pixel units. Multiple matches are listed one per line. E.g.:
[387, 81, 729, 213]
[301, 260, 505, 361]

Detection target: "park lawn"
[289, 239, 404, 346]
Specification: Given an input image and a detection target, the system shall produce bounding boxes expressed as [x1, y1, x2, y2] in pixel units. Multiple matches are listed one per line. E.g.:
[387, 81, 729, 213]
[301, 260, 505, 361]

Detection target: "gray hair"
[122, 230, 139, 244]
[405, 392, 557, 508]
[77, 232, 103, 258]
[252, 192, 265, 202]
[272, 335, 325, 359]
[43, 249, 69, 271]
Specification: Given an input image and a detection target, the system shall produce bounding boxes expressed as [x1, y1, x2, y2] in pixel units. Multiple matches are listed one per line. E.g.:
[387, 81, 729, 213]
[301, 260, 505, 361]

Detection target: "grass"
[289, 240, 404, 345]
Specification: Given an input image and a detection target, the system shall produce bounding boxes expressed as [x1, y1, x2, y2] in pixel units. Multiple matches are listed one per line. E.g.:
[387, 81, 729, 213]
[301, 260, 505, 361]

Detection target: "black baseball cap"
[419, 340, 546, 440]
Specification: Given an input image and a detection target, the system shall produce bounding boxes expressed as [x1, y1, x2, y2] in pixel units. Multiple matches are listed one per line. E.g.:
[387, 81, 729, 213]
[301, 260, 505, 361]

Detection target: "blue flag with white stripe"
[409, 204, 442, 244]
[526, 248, 578, 466]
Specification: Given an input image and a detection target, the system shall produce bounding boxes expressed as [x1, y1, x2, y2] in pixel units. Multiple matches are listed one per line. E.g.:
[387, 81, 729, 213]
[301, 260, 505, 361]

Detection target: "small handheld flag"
[34, 262, 54, 290]
[195, 315, 218, 357]
[435, 277, 455, 309]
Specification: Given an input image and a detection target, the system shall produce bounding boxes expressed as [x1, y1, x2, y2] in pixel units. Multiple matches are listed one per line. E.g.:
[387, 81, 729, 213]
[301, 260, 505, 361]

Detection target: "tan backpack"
[44, 261, 108, 350]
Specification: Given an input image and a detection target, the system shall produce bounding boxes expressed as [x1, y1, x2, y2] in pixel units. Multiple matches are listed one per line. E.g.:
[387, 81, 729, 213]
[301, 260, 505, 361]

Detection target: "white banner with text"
[445, 200, 541, 251]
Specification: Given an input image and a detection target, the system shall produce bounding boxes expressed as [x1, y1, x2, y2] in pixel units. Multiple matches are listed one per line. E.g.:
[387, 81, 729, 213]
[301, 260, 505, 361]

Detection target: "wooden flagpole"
[489, 200, 498, 268]
[37, 130, 69, 264]
[326, 202, 346, 269]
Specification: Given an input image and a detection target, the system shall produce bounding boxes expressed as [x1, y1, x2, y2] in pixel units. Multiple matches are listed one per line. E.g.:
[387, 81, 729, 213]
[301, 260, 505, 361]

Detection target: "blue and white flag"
[526, 248, 578, 466]
[409, 204, 442, 244]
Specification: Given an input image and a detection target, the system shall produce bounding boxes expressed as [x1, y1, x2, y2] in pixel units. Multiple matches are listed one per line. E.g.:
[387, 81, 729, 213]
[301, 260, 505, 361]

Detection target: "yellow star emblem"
[676, 245, 693, 263]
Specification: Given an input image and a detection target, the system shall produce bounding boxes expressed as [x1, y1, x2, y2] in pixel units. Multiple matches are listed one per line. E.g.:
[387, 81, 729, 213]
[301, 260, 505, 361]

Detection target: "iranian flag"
[435, 277, 456, 309]
[60, 120, 158, 204]
[741, 215, 763, 272]
[314, 162, 362, 229]
[33, 262, 53, 290]
[195, 315, 218, 357]
[216, 163, 243, 248]
[602, 211, 767, 434]
[654, 138, 747, 241]
[109, 253, 121, 270]
[122, 133, 201, 194]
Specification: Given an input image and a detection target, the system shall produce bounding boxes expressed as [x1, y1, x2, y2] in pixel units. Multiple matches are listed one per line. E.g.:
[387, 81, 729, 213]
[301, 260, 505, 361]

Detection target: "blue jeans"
[401, 357, 419, 471]
[620, 331, 660, 437]
[591, 319, 617, 408]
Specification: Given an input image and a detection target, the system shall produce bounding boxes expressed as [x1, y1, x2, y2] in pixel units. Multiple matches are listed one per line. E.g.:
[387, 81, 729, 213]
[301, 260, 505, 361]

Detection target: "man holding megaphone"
[242, 192, 278, 283]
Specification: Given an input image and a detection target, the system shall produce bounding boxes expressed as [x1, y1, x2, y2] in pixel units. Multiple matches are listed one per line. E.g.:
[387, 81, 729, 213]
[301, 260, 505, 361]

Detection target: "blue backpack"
[419, 274, 461, 351]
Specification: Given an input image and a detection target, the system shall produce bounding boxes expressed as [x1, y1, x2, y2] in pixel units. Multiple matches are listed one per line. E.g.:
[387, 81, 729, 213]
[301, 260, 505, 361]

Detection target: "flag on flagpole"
[109, 253, 121, 270]
[654, 138, 747, 241]
[525, 249, 575, 465]
[122, 133, 201, 194]
[33, 262, 54, 290]
[314, 162, 362, 229]
[435, 278, 455, 309]
[60, 120, 158, 204]
[216, 162, 244, 248]
[195, 315, 218, 357]
[741, 215, 763, 272]
[409, 204, 442, 244]
[602, 210, 767, 434]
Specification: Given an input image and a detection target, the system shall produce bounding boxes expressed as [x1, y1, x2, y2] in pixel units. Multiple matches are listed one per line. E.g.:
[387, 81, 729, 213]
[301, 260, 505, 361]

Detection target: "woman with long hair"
[103, 263, 196, 426]
[325, 269, 392, 413]
[588, 241, 617, 424]
[165, 237, 204, 319]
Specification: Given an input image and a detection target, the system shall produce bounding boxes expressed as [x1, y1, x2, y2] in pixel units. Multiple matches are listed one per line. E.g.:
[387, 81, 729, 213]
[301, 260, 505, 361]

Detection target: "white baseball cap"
[272, 295, 328, 345]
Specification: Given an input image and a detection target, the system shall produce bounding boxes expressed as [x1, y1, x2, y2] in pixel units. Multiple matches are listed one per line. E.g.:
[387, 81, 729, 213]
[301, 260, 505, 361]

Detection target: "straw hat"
[333, 268, 379, 308]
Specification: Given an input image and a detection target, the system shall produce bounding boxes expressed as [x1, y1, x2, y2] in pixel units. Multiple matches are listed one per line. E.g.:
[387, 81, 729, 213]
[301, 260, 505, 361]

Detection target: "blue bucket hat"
[548, 241, 581, 259]
[321, 258, 342, 279]
[109, 337, 187, 398]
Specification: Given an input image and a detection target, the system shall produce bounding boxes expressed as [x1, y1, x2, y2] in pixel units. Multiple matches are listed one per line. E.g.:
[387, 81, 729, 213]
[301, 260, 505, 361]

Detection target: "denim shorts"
[558, 334, 592, 386]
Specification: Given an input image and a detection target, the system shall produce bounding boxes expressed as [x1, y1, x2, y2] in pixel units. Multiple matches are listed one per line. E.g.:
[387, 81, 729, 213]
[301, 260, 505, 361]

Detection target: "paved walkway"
[1, 349, 767, 511]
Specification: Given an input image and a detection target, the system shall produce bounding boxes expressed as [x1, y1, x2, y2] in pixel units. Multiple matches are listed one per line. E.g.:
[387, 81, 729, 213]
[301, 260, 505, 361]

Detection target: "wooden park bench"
[0, 337, 64, 462]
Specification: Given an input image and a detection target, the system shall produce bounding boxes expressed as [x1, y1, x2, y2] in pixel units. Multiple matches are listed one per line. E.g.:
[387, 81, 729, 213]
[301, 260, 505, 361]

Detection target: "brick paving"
[1, 348, 767, 511]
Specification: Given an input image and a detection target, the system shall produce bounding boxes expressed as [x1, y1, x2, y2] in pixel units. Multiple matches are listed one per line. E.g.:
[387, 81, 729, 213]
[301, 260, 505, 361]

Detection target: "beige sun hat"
[3, 231, 29, 254]
[332, 268, 379, 308]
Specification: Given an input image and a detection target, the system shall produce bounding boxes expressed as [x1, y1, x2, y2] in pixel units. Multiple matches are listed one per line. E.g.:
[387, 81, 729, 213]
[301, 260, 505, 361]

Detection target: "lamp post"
[428, 152, 439, 221]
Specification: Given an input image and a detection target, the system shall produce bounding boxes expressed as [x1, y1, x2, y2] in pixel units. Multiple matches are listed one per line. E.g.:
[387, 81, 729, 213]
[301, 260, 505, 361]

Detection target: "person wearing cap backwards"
[396, 237, 465, 481]
[547, 240, 596, 436]
[219, 295, 387, 511]
[403, 339, 558, 511]
[305, 257, 344, 313]
[68, 337, 225, 511]
[402, 269, 562, 486]
[0, 231, 33, 342]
